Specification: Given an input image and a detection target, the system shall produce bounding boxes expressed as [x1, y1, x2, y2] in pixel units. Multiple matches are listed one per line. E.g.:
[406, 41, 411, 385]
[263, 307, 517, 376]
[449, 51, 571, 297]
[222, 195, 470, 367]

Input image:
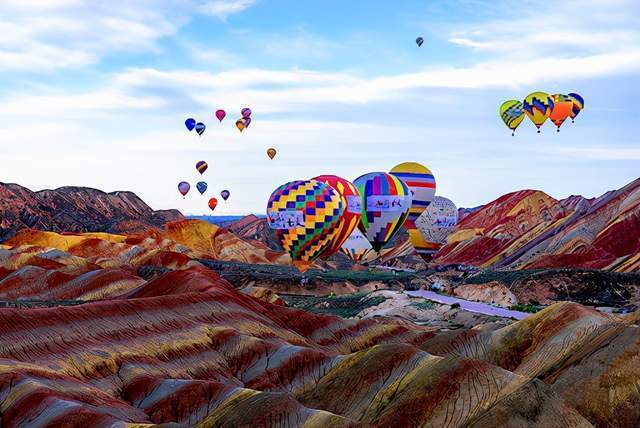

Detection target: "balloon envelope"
[499, 100, 525, 135]
[215, 109, 226, 122]
[195, 122, 206, 135]
[267, 148, 276, 159]
[178, 181, 190, 197]
[550, 94, 574, 131]
[567, 93, 584, 122]
[196, 181, 208, 195]
[208, 197, 218, 211]
[354, 172, 412, 252]
[243, 117, 251, 128]
[266, 180, 343, 271]
[220, 190, 230, 200]
[235, 119, 245, 132]
[416, 196, 458, 254]
[313, 175, 362, 259]
[241, 108, 252, 118]
[389, 162, 436, 259]
[523, 92, 553, 132]
[185, 118, 196, 131]
[416, 37, 424, 47]
[196, 161, 208, 174]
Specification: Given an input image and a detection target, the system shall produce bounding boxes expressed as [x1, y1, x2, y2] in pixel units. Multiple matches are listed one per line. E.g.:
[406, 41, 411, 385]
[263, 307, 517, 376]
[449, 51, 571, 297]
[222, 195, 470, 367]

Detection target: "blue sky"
[1, 0, 638, 215]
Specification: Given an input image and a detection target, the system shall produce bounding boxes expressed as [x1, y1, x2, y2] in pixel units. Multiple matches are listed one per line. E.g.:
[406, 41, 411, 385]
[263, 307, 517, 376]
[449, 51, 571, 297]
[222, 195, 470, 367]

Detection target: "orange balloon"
[235, 119, 245, 132]
[550, 94, 574, 132]
[208, 197, 218, 211]
[267, 148, 276, 159]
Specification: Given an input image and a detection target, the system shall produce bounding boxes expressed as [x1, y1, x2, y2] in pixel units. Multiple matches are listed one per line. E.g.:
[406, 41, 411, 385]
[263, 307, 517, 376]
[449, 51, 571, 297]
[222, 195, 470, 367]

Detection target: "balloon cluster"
[500, 92, 584, 135]
[266, 162, 458, 271]
[179, 107, 278, 212]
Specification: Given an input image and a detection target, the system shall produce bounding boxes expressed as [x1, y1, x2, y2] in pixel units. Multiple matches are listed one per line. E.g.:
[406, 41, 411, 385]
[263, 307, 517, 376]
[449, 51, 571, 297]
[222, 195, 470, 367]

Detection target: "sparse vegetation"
[409, 298, 436, 311]
[281, 292, 387, 318]
[509, 303, 542, 313]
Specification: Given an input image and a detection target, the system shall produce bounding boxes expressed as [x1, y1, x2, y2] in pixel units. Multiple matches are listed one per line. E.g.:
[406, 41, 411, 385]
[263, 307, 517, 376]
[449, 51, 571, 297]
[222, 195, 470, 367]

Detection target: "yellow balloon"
[523, 91, 553, 133]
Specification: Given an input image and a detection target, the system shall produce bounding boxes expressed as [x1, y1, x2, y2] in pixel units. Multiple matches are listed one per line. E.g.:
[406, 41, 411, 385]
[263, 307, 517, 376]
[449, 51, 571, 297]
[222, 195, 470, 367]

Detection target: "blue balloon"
[197, 181, 208, 195]
[185, 118, 196, 131]
[195, 122, 206, 135]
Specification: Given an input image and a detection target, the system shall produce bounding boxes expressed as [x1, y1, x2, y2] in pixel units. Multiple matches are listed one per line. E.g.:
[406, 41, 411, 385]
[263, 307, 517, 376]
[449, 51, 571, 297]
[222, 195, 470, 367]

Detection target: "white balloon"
[416, 196, 458, 245]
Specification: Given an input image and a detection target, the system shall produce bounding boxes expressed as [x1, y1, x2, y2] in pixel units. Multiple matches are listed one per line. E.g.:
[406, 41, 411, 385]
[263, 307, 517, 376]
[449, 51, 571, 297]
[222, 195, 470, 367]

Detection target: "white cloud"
[197, 0, 256, 20]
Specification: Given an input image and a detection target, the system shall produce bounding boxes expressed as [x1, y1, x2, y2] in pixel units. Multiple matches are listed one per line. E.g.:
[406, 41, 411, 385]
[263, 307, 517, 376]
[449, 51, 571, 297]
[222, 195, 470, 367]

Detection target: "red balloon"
[208, 197, 218, 211]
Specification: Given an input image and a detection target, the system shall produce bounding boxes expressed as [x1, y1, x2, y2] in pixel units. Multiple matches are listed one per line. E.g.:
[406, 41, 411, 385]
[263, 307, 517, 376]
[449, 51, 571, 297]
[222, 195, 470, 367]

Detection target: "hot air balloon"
[196, 161, 208, 174]
[416, 37, 424, 47]
[499, 100, 525, 136]
[313, 175, 362, 259]
[353, 172, 412, 252]
[415, 196, 458, 257]
[340, 228, 375, 263]
[390, 162, 437, 260]
[185, 118, 196, 131]
[266, 180, 343, 272]
[241, 108, 252, 118]
[567, 93, 584, 123]
[243, 117, 251, 128]
[220, 190, 230, 201]
[215, 109, 226, 122]
[178, 181, 190, 198]
[195, 122, 206, 135]
[196, 181, 208, 195]
[208, 197, 218, 211]
[267, 148, 277, 159]
[523, 91, 553, 133]
[550, 94, 574, 132]
[235, 119, 245, 132]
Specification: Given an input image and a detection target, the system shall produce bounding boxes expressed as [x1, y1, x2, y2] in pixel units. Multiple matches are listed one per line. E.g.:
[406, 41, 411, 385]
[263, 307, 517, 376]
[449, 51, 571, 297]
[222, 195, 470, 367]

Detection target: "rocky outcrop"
[453, 281, 517, 307]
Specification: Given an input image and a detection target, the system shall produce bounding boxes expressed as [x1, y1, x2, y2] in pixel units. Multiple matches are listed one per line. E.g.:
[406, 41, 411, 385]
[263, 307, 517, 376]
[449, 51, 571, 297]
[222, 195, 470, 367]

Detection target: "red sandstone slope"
[0, 183, 183, 241]
[435, 177, 640, 272]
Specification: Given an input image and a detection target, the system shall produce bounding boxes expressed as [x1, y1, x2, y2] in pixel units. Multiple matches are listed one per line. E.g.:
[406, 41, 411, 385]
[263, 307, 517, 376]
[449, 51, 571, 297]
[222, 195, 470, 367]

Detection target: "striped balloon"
[390, 162, 436, 259]
[266, 180, 343, 271]
[567, 92, 584, 122]
[354, 172, 412, 252]
[196, 161, 208, 174]
[313, 175, 361, 260]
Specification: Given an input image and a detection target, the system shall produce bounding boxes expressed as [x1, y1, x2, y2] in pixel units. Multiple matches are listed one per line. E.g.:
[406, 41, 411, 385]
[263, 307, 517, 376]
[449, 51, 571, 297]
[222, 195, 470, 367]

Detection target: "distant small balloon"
[220, 190, 230, 201]
[416, 37, 424, 47]
[215, 109, 226, 122]
[267, 148, 276, 159]
[196, 181, 208, 195]
[236, 119, 245, 132]
[208, 197, 218, 211]
[241, 108, 252, 118]
[178, 181, 190, 198]
[195, 122, 206, 135]
[243, 117, 251, 128]
[196, 160, 208, 174]
[185, 118, 196, 131]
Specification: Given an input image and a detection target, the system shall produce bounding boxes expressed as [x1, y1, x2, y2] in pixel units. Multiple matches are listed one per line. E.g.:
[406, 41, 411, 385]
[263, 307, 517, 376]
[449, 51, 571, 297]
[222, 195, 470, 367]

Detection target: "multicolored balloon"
[215, 109, 226, 122]
[390, 162, 436, 259]
[236, 119, 245, 132]
[195, 122, 206, 135]
[499, 100, 525, 136]
[523, 91, 553, 133]
[313, 175, 362, 259]
[353, 172, 412, 252]
[340, 228, 375, 263]
[178, 181, 190, 198]
[415, 196, 458, 255]
[550, 94, 574, 132]
[416, 37, 424, 47]
[220, 190, 230, 201]
[196, 181, 208, 195]
[241, 108, 252, 118]
[567, 93, 584, 123]
[208, 197, 218, 211]
[196, 161, 208, 174]
[267, 148, 277, 159]
[266, 180, 343, 272]
[243, 117, 251, 128]
[185, 118, 196, 131]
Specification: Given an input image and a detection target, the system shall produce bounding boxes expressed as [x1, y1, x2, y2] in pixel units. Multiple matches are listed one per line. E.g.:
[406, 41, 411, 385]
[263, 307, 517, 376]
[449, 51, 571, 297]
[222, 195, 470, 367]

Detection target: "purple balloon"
[241, 108, 252, 118]
[243, 117, 251, 128]
[220, 189, 230, 200]
[178, 181, 190, 197]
